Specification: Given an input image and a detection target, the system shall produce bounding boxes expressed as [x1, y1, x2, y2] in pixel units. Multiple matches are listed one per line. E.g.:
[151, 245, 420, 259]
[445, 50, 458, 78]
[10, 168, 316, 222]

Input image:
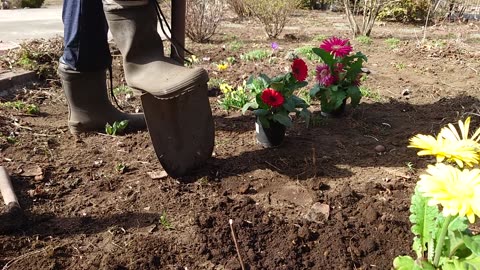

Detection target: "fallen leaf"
[147, 171, 168, 180]
[20, 165, 43, 177]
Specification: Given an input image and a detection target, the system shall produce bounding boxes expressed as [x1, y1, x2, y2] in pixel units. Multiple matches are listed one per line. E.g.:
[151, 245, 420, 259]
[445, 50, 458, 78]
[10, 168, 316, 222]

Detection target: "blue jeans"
[60, 0, 111, 71]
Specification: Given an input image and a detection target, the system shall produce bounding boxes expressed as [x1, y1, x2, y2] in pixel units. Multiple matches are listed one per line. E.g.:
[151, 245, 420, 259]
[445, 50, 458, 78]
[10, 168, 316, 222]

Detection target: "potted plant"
[310, 36, 368, 116]
[242, 58, 311, 148]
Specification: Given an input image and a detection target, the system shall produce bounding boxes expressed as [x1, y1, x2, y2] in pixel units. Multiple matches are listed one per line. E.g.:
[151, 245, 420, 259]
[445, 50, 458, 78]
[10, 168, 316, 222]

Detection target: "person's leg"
[58, 0, 146, 134]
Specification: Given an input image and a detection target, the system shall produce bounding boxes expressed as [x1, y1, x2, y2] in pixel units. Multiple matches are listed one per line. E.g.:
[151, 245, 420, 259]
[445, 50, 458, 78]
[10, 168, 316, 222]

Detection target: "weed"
[385, 38, 401, 49]
[105, 120, 129, 136]
[1, 101, 40, 115]
[159, 211, 174, 230]
[226, 56, 236, 65]
[355, 35, 373, 45]
[394, 62, 406, 70]
[229, 40, 244, 51]
[312, 34, 328, 42]
[25, 104, 40, 115]
[294, 46, 322, 62]
[115, 163, 127, 174]
[240, 49, 270, 61]
[113, 85, 133, 96]
[185, 55, 200, 66]
[6, 134, 17, 144]
[360, 86, 382, 102]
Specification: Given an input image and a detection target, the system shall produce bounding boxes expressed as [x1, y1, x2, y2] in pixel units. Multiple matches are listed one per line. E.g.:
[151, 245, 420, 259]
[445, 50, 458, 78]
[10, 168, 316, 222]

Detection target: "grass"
[355, 35, 373, 45]
[159, 211, 174, 230]
[385, 38, 401, 49]
[312, 34, 328, 42]
[229, 40, 244, 52]
[360, 86, 382, 102]
[240, 49, 270, 61]
[294, 46, 322, 62]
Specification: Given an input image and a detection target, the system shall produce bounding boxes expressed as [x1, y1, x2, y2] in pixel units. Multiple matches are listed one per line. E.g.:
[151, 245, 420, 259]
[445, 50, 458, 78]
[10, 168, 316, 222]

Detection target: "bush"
[378, 0, 430, 22]
[243, 0, 300, 38]
[186, 0, 225, 43]
[226, 0, 251, 18]
[21, 0, 44, 8]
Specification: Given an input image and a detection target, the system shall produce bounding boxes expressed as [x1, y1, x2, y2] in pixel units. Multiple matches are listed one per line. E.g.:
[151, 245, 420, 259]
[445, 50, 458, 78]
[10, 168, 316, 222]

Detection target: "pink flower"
[316, 64, 335, 87]
[320, 37, 353, 58]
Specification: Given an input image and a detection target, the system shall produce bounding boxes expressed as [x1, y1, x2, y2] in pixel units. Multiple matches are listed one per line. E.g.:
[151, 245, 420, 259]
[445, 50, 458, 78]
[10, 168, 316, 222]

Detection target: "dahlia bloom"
[320, 37, 353, 58]
[418, 163, 480, 223]
[291, 58, 308, 82]
[261, 88, 284, 108]
[316, 64, 335, 87]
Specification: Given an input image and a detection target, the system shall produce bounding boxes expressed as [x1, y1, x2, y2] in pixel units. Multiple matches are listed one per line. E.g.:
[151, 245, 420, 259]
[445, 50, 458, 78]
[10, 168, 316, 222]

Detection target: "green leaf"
[331, 90, 347, 110]
[347, 85, 362, 107]
[105, 123, 114, 135]
[410, 186, 440, 259]
[271, 82, 285, 92]
[257, 116, 270, 128]
[393, 256, 415, 270]
[272, 114, 292, 127]
[283, 98, 296, 112]
[291, 95, 309, 109]
[242, 101, 258, 114]
[299, 108, 311, 128]
[253, 109, 269, 117]
[258, 73, 271, 85]
[312, 48, 335, 67]
[310, 84, 321, 97]
[449, 216, 469, 232]
[464, 235, 480, 256]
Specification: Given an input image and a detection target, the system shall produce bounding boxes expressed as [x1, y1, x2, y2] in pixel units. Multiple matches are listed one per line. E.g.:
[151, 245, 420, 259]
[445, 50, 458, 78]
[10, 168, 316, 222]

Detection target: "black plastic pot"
[255, 118, 286, 148]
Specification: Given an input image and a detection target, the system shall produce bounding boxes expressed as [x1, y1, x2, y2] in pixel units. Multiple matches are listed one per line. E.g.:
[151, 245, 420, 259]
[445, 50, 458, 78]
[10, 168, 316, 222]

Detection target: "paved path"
[0, 6, 63, 51]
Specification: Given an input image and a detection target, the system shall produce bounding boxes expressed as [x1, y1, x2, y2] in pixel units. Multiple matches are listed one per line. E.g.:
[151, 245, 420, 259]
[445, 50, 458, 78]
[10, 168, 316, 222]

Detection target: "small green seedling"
[105, 120, 129, 136]
[360, 86, 382, 102]
[6, 135, 17, 144]
[113, 85, 133, 95]
[228, 40, 244, 51]
[385, 38, 401, 49]
[355, 35, 373, 45]
[25, 104, 40, 115]
[159, 211, 174, 230]
[406, 161, 415, 173]
[240, 49, 270, 61]
[295, 46, 322, 62]
[115, 163, 127, 174]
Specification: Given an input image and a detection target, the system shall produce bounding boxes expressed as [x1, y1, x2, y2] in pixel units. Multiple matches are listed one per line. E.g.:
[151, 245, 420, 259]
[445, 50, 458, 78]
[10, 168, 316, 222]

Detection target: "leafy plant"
[243, 0, 300, 38]
[385, 38, 401, 49]
[1, 101, 40, 115]
[186, 0, 225, 43]
[240, 49, 270, 61]
[105, 120, 129, 136]
[243, 58, 310, 128]
[355, 35, 373, 45]
[394, 117, 480, 269]
[218, 82, 253, 111]
[21, 0, 44, 8]
[294, 46, 323, 62]
[115, 163, 127, 174]
[25, 104, 40, 115]
[378, 0, 430, 22]
[229, 40, 245, 51]
[360, 86, 381, 101]
[159, 211, 174, 230]
[310, 36, 368, 114]
[113, 85, 133, 95]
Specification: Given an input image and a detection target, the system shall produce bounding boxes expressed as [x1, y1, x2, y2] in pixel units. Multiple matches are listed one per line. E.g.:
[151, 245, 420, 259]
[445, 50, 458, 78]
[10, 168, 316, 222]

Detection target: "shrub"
[21, 0, 44, 8]
[226, 0, 251, 18]
[378, 0, 430, 22]
[243, 0, 300, 38]
[186, 0, 225, 43]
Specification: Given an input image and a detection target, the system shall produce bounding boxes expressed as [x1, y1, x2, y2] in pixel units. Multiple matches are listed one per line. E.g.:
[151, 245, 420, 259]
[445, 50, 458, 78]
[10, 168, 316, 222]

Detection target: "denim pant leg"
[60, 0, 111, 71]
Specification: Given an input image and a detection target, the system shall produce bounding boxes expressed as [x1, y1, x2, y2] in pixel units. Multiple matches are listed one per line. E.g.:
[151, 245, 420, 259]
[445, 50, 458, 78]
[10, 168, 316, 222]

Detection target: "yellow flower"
[219, 83, 233, 94]
[408, 117, 480, 168]
[408, 134, 479, 168]
[217, 63, 228, 71]
[418, 163, 480, 223]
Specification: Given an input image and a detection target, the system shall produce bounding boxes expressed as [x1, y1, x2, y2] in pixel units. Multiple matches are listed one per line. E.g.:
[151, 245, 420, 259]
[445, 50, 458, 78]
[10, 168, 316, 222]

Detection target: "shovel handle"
[0, 166, 19, 206]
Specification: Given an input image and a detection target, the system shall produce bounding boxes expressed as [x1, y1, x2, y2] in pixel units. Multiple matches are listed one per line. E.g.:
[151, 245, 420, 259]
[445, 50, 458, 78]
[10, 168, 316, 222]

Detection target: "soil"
[1, 8, 480, 270]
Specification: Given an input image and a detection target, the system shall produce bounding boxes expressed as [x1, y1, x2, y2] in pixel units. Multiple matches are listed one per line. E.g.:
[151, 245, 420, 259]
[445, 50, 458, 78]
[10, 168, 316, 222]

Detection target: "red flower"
[291, 58, 308, 82]
[261, 88, 284, 108]
[320, 37, 352, 58]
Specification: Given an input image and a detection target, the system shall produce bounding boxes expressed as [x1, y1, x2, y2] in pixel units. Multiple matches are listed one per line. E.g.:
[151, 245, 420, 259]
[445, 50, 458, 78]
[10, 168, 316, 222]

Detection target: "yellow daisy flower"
[418, 163, 480, 223]
[409, 117, 480, 168]
[408, 134, 479, 168]
[219, 83, 233, 94]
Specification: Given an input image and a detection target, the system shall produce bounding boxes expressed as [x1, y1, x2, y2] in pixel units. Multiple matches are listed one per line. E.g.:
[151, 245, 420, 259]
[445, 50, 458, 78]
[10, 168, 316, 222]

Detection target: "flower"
[243, 58, 310, 128]
[409, 118, 480, 168]
[315, 64, 335, 87]
[310, 37, 367, 114]
[320, 36, 353, 58]
[261, 88, 284, 108]
[418, 163, 480, 223]
[271, 42, 279, 50]
[291, 59, 308, 82]
[220, 83, 233, 94]
[217, 63, 228, 71]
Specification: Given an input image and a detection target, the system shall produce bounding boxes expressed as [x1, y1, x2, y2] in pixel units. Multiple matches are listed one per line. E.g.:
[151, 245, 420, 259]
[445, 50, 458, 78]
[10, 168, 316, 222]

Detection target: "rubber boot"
[103, 1, 214, 177]
[58, 63, 146, 134]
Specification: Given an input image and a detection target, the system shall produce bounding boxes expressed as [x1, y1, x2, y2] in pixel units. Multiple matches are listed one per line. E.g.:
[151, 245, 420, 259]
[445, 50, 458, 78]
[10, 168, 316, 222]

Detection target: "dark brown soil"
[1, 9, 480, 270]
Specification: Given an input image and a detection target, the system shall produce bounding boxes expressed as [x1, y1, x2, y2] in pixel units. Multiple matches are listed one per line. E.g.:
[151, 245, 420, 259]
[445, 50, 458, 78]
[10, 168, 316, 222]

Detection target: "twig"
[229, 219, 246, 270]
[363, 135, 379, 141]
[264, 161, 282, 172]
[2, 248, 46, 270]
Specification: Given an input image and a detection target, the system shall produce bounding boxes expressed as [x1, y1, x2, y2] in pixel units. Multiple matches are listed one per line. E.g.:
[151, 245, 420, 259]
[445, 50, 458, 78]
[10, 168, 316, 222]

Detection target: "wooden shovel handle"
[0, 166, 19, 207]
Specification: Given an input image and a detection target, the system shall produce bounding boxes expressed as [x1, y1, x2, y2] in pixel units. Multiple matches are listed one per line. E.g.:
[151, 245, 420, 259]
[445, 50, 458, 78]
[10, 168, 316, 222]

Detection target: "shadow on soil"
[198, 95, 480, 181]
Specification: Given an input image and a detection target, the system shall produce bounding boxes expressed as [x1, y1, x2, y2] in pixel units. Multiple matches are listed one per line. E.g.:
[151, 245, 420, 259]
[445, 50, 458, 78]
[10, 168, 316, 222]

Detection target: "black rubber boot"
[58, 63, 146, 134]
